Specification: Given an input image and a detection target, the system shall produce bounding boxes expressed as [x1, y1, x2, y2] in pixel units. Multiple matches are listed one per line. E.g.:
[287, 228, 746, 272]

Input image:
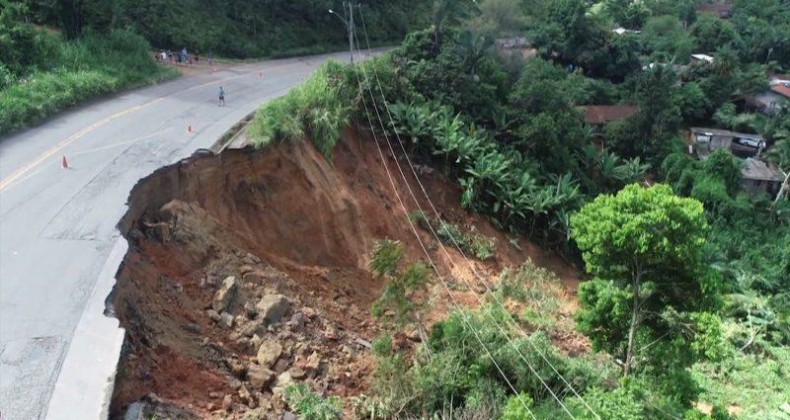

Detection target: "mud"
[109, 128, 580, 419]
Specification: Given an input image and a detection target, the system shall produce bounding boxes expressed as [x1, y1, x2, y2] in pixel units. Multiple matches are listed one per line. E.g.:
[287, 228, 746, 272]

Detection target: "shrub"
[250, 60, 354, 157]
[0, 29, 175, 135]
[285, 383, 343, 420]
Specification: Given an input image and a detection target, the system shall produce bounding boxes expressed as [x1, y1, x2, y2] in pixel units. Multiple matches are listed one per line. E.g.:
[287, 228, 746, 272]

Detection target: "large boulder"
[256, 340, 283, 368]
[212, 276, 238, 312]
[247, 364, 275, 390]
[255, 294, 290, 325]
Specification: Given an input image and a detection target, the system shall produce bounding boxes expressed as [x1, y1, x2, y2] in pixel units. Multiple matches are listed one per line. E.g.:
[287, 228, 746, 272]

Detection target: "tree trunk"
[772, 171, 789, 210]
[624, 273, 641, 377]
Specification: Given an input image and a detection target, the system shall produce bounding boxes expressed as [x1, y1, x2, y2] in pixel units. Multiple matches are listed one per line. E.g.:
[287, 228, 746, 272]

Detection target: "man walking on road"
[218, 86, 226, 106]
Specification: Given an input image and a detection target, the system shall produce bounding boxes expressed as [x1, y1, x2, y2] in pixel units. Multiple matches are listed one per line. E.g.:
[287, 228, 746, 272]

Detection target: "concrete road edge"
[44, 238, 128, 420]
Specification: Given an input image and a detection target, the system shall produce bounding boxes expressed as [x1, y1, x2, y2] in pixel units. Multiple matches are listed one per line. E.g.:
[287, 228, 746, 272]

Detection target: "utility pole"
[328, 2, 356, 64]
[348, 2, 355, 64]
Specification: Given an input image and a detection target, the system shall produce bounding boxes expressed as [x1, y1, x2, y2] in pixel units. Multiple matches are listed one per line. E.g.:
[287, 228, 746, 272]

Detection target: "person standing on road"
[218, 86, 226, 106]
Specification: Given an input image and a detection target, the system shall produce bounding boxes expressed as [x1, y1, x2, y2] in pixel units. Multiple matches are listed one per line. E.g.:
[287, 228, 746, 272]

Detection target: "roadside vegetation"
[0, 1, 176, 135]
[252, 0, 790, 418]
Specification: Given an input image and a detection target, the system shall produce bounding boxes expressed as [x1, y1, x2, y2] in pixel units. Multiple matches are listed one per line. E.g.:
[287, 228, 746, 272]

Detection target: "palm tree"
[454, 30, 493, 77]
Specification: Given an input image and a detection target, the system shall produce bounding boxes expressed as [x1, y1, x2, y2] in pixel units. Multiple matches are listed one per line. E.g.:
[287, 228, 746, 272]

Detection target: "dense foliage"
[15, 0, 433, 58]
[0, 0, 176, 134]
[250, 0, 790, 418]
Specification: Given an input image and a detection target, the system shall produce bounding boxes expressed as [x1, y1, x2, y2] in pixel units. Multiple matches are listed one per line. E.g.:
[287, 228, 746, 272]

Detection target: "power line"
[353, 7, 600, 418]
[355, 71, 538, 420]
[349, 14, 574, 420]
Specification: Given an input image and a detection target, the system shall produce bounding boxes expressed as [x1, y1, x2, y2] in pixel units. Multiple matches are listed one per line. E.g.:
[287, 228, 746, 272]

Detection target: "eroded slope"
[110, 129, 578, 419]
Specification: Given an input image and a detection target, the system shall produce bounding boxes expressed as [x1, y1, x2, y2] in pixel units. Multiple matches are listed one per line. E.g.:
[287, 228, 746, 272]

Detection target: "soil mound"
[110, 128, 578, 419]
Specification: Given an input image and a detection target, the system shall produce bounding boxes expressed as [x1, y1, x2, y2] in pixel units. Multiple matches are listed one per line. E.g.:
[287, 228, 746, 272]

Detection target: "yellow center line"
[0, 59, 307, 193]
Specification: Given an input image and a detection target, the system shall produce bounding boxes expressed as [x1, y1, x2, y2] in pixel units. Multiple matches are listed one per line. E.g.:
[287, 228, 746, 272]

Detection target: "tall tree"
[572, 184, 712, 376]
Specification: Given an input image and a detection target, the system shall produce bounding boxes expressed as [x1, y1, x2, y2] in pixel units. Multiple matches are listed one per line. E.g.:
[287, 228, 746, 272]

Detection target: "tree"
[430, 0, 477, 52]
[641, 15, 695, 63]
[474, 0, 527, 36]
[571, 184, 711, 376]
[370, 239, 430, 334]
[690, 14, 742, 53]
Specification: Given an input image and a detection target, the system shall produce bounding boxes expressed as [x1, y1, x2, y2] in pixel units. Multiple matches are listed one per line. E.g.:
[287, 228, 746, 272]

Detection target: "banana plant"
[614, 157, 651, 185]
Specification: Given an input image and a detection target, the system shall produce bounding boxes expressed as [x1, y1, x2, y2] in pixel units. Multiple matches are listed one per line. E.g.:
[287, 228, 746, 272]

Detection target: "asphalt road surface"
[0, 51, 362, 420]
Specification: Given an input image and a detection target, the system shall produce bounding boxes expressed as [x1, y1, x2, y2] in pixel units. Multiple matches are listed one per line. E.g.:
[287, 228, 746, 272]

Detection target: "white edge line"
[44, 238, 128, 420]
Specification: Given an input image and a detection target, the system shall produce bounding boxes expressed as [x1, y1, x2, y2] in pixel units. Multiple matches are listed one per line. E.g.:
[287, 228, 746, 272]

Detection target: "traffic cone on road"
[187, 124, 193, 133]
[258, 71, 263, 79]
[61, 156, 70, 169]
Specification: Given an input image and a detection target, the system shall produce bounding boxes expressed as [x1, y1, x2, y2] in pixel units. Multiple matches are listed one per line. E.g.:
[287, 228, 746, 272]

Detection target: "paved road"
[0, 51, 359, 420]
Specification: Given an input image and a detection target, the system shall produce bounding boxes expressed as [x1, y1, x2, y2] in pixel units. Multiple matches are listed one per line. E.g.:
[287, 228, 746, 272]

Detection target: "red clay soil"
[109, 127, 581, 419]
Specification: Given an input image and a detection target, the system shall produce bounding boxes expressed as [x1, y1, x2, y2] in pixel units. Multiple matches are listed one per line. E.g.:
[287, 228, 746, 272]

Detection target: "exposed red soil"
[109, 128, 582, 419]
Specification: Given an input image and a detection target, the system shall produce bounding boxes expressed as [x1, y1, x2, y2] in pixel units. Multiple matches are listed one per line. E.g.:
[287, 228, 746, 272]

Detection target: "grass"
[0, 30, 177, 136]
[249, 60, 355, 158]
[285, 383, 344, 420]
[691, 327, 790, 419]
[498, 263, 565, 331]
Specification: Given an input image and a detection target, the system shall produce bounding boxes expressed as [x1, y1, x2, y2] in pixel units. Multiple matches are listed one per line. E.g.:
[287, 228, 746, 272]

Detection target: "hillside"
[9, 0, 786, 418]
[109, 128, 584, 419]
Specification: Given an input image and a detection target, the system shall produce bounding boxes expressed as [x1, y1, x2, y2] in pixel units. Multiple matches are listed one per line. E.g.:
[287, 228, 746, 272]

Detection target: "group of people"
[156, 47, 213, 66]
[153, 46, 225, 106]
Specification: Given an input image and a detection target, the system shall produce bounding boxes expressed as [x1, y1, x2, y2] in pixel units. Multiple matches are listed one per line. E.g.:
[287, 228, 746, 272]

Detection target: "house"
[741, 158, 784, 196]
[690, 127, 766, 159]
[770, 81, 790, 100]
[742, 75, 790, 115]
[697, 2, 733, 19]
[581, 105, 640, 126]
[580, 105, 640, 148]
[746, 91, 787, 115]
[691, 128, 783, 197]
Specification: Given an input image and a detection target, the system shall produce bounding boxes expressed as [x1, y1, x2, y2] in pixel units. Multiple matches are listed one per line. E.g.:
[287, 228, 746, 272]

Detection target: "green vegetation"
[409, 211, 497, 260]
[285, 383, 344, 420]
[370, 239, 430, 329]
[15, 0, 432, 58]
[0, 1, 175, 135]
[244, 0, 790, 418]
[572, 184, 713, 376]
[249, 60, 356, 157]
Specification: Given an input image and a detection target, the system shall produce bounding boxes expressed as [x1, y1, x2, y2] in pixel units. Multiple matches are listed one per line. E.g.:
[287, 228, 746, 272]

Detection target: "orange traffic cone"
[187, 124, 193, 133]
[61, 156, 70, 169]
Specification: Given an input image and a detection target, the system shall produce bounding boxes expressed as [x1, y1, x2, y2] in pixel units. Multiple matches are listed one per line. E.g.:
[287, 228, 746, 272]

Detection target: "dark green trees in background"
[14, 0, 434, 58]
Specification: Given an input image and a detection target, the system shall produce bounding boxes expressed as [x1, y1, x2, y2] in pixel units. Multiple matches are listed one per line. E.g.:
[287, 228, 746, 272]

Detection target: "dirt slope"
[109, 128, 580, 419]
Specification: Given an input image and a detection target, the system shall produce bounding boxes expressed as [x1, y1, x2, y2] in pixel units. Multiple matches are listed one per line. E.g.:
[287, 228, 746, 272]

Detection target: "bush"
[0, 29, 176, 135]
[285, 383, 343, 420]
[250, 60, 354, 157]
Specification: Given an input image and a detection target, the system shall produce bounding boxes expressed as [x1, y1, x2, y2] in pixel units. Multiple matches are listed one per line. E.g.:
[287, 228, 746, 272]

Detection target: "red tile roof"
[581, 105, 639, 125]
[770, 83, 790, 98]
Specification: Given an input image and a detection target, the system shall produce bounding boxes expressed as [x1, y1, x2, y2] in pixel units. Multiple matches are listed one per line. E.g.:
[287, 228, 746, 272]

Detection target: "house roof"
[742, 158, 784, 182]
[690, 127, 765, 141]
[770, 82, 790, 98]
[581, 105, 639, 124]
